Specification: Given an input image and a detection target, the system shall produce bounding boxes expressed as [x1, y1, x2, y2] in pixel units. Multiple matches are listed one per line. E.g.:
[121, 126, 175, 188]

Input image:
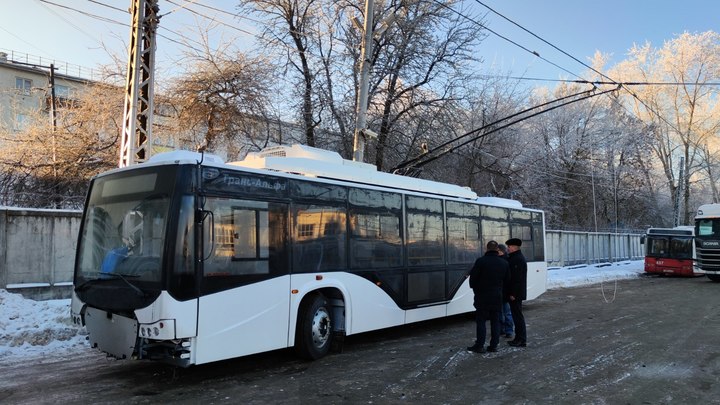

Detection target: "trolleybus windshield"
[74, 166, 178, 309]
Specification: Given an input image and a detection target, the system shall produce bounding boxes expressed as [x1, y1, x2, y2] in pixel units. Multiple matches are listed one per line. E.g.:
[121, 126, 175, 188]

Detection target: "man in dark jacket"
[506, 238, 528, 347]
[467, 240, 510, 353]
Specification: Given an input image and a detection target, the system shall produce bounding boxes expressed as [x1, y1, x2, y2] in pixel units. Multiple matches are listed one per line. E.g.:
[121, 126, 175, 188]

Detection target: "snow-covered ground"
[0, 260, 645, 364]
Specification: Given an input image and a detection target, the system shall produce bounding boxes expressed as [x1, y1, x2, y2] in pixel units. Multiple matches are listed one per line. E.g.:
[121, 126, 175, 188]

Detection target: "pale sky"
[470, 0, 720, 82]
[1, 0, 719, 84]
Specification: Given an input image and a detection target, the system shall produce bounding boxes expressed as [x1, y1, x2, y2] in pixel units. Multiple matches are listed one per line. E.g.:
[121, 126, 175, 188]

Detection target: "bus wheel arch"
[294, 288, 345, 360]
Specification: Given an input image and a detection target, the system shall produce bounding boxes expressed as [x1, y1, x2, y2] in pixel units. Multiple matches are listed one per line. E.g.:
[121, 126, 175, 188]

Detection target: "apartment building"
[0, 50, 94, 131]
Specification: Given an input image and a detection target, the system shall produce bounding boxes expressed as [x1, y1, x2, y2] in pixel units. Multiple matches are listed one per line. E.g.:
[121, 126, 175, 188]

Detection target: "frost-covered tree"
[609, 31, 720, 224]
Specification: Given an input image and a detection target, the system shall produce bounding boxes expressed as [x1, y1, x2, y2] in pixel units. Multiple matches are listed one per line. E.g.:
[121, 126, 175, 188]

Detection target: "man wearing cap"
[467, 240, 510, 354]
[505, 238, 528, 347]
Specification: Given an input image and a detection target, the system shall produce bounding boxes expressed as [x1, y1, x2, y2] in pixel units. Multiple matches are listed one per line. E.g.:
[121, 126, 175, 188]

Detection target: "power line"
[38, 0, 126, 26]
[164, 0, 259, 38]
[483, 74, 720, 87]
[471, 0, 685, 137]
[160, 0, 200, 17]
[431, 0, 582, 80]
[393, 86, 619, 173]
[87, 0, 127, 14]
[473, 0, 615, 84]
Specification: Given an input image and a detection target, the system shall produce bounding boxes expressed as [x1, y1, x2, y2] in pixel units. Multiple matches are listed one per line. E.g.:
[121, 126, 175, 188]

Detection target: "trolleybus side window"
[348, 188, 403, 269]
[203, 198, 271, 276]
[510, 209, 533, 259]
[406, 195, 444, 266]
[405, 195, 445, 304]
[481, 206, 510, 248]
[446, 201, 481, 264]
[292, 203, 347, 272]
[200, 198, 288, 294]
[290, 180, 348, 273]
[532, 212, 545, 261]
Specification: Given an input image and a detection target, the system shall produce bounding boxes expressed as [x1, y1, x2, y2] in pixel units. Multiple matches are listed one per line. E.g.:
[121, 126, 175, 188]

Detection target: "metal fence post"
[0, 209, 6, 290]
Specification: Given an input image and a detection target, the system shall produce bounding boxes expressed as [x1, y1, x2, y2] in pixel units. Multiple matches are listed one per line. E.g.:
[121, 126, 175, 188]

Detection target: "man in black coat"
[506, 238, 528, 347]
[467, 240, 510, 353]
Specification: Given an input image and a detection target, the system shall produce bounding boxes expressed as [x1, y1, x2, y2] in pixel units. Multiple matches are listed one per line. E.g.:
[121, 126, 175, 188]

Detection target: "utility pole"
[49, 63, 58, 207]
[48, 64, 57, 132]
[674, 156, 685, 227]
[352, 0, 375, 163]
[119, 0, 159, 167]
[352, 1, 414, 163]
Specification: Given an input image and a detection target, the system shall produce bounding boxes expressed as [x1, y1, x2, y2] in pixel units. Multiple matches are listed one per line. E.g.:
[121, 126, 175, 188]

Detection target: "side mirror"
[197, 209, 214, 261]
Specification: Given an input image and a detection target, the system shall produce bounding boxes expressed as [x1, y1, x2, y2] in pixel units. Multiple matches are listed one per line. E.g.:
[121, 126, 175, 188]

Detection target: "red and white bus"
[642, 226, 699, 276]
[71, 144, 547, 366]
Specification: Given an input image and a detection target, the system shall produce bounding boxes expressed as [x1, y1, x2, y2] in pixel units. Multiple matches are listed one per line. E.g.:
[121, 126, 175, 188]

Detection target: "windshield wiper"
[76, 272, 145, 297]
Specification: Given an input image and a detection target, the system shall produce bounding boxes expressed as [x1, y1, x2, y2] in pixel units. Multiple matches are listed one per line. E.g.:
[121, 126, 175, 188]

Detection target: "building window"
[14, 114, 29, 130]
[55, 84, 70, 98]
[15, 77, 32, 95]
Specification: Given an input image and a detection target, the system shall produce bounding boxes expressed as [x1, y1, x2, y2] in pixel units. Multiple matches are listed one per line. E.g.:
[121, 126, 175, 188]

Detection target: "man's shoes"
[486, 346, 498, 352]
[467, 344, 486, 353]
[503, 334, 514, 339]
[507, 340, 527, 347]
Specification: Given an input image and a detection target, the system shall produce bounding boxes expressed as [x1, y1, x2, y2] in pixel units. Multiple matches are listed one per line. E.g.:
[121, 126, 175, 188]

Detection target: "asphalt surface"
[2, 274, 720, 404]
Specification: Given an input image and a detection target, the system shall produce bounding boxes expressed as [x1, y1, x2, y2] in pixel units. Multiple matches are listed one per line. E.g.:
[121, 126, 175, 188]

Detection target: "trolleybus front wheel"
[295, 293, 333, 360]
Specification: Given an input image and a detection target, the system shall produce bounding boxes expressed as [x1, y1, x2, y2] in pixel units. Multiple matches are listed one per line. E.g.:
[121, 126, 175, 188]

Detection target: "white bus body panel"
[195, 276, 291, 365]
[134, 291, 198, 338]
[289, 273, 405, 338]
[405, 303, 448, 324]
[526, 262, 548, 300]
[446, 279, 474, 316]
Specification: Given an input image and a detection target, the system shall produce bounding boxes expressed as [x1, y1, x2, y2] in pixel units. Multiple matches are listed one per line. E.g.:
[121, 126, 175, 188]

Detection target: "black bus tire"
[295, 293, 333, 360]
[707, 274, 720, 282]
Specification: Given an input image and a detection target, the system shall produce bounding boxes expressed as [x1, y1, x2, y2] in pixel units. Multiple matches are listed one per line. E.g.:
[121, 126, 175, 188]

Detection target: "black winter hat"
[506, 238, 522, 247]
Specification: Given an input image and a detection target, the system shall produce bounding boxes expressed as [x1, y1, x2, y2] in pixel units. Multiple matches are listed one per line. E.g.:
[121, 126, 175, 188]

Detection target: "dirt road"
[2, 275, 720, 404]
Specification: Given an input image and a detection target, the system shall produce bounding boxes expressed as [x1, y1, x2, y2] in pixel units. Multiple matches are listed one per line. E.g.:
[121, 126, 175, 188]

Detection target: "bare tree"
[167, 50, 277, 158]
[238, 0, 324, 147]
[0, 83, 121, 208]
[352, 0, 486, 170]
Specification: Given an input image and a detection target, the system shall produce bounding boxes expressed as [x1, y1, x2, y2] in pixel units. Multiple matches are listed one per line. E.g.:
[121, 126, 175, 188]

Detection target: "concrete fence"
[0, 208, 645, 300]
[545, 230, 644, 267]
[0, 207, 82, 299]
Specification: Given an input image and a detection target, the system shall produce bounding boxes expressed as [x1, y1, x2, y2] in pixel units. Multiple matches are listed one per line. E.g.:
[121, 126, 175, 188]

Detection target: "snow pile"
[0, 289, 86, 364]
[547, 260, 644, 289]
[0, 260, 645, 363]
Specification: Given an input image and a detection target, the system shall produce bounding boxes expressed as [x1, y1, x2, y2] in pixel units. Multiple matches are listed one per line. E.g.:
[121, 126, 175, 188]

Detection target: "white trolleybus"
[71, 145, 547, 366]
